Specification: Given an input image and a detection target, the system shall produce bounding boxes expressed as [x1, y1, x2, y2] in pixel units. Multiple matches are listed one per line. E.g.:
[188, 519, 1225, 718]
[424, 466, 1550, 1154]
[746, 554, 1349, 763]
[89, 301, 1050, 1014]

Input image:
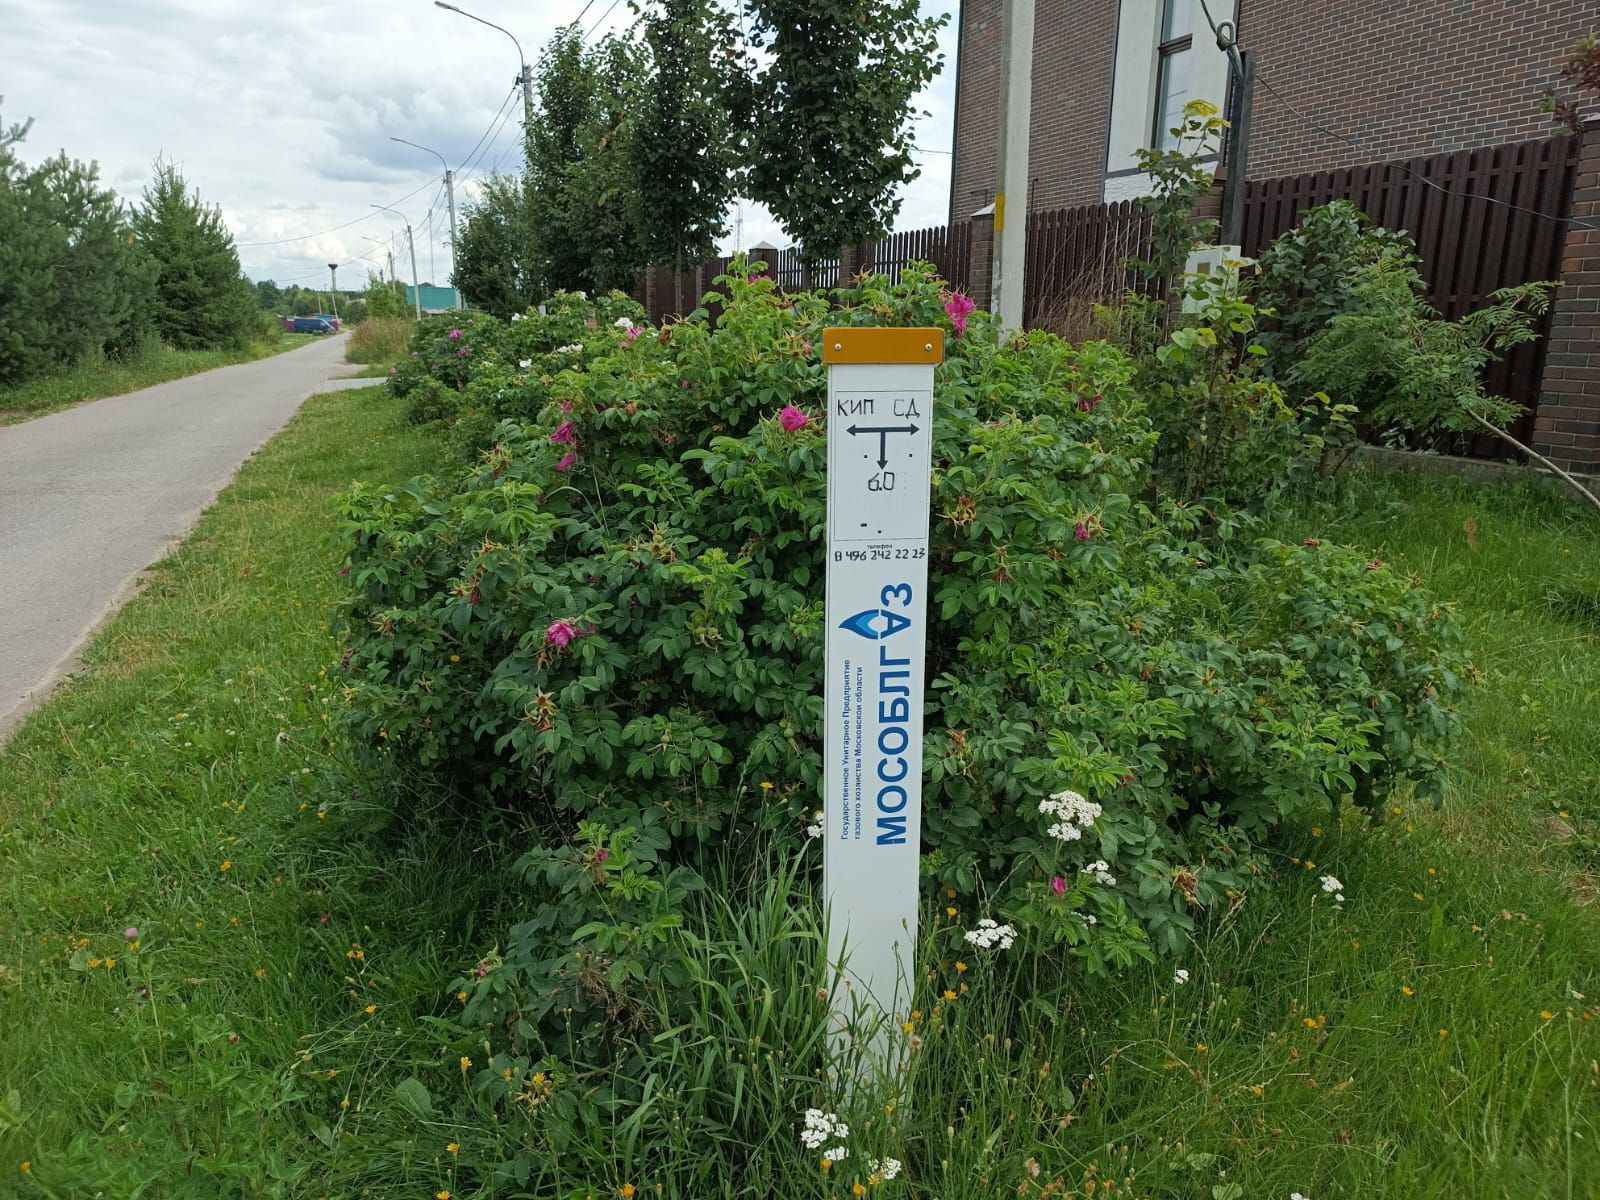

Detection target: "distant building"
[404, 284, 460, 314]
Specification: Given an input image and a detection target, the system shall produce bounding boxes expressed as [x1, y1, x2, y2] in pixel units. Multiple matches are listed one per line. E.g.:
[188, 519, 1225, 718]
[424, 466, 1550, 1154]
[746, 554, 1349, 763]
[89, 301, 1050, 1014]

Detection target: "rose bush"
[337, 263, 1466, 978]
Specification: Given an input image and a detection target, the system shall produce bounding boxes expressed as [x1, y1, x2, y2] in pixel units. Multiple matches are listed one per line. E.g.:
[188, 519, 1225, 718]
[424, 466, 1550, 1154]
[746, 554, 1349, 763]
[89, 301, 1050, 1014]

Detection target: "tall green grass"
[0, 431, 1596, 1198]
[0, 333, 317, 425]
[345, 315, 412, 366]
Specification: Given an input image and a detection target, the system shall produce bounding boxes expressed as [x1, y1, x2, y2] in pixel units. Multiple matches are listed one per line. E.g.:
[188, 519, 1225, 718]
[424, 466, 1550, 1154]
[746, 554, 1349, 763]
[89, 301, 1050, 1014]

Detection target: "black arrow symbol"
[845, 423, 920, 468]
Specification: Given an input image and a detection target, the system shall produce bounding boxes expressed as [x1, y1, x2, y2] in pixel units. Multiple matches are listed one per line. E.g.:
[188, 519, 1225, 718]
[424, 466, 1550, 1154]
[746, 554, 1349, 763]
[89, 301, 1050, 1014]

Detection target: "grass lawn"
[0, 395, 1596, 1198]
[0, 332, 319, 426]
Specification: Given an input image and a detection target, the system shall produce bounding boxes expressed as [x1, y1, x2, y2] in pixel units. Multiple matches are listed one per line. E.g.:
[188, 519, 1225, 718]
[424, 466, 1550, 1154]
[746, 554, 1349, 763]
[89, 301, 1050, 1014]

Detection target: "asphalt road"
[0, 335, 363, 738]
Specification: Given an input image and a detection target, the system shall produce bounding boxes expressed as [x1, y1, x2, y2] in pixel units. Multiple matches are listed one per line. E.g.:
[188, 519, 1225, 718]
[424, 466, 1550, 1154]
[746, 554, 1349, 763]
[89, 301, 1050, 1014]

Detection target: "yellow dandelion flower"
[1402, 985, 1415, 996]
[87, 958, 102, 969]
[437, 1192, 452, 1200]
[1311, 826, 1323, 837]
[20, 1161, 31, 1173]
[255, 967, 266, 980]
[502, 1067, 513, 1081]
[759, 781, 774, 791]
[459, 1056, 472, 1071]
[944, 989, 958, 1002]
[1250, 1085, 1263, 1097]
[620, 1186, 636, 1200]
[853, 1184, 866, 1197]
[531, 1071, 547, 1086]
[1412, 892, 1424, 902]
[103, 958, 116, 969]
[955, 961, 968, 973]
[220, 860, 233, 872]
[1438, 1028, 1449, 1039]
[364, 1005, 377, 1015]
[1426, 867, 1437, 877]
[945, 906, 957, 918]
[1195, 1042, 1208, 1055]
[820, 1159, 834, 1171]
[901, 1021, 915, 1035]
[446, 1142, 460, 1155]
[1540, 1010, 1555, 1021]
[1302, 1017, 1318, 1029]
[229, 916, 240, 926]
[449, 654, 461, 662]
[457, 990, 468, 1003]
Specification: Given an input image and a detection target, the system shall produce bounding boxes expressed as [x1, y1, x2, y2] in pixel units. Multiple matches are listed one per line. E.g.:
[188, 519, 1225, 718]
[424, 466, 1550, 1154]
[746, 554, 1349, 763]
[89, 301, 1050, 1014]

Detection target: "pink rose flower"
[546, 619, 579, 649]
[944, 291, 976, 336]
[1050, 876, 1066, 897]
[555, 452, 579, 473]
[447, 328, 463, 341]
[624, 327, 643, 344]
[1078, 394, 1101, 413]
[1074, 521, 1091, 542]
[778, 405, 810, 433]
[550, 421, 577, 445]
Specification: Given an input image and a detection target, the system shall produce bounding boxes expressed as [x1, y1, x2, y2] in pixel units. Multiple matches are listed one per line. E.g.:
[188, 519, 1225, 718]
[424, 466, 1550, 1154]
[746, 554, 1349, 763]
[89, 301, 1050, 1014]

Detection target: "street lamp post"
[390, 136, 462, 310]
[433, 2, 533, 136]
[372, 205, 422, 319]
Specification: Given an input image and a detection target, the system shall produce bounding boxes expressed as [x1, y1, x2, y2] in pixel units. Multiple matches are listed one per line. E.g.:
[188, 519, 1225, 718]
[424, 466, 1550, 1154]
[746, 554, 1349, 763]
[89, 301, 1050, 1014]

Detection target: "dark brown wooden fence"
[1022, 200, 1158, 333]
[637, 134, 1577, 454]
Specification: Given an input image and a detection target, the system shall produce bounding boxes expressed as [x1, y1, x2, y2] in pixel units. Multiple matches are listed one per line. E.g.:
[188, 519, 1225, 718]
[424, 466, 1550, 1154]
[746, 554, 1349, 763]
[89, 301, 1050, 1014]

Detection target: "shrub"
[336, 263, 1467, 982]
[1255, 200, 1422, 380]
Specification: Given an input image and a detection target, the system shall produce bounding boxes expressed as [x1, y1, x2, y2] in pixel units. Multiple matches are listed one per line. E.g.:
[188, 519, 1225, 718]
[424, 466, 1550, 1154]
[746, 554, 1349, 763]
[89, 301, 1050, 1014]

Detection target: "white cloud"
[1, 0, 957, 288]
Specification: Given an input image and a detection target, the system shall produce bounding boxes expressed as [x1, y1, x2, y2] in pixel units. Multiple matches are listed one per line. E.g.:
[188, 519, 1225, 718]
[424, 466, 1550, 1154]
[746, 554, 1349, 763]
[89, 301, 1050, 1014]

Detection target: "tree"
[523, 27, 646, 295]
[629, 0, 742, 313]
[0, 107, 153, 384]
[130, 160, 257, 350]
[744, 0, 944, 267]
[454, 173, 545, 318]
[363, 272, 408, 319]
[254, 279, 282, 311]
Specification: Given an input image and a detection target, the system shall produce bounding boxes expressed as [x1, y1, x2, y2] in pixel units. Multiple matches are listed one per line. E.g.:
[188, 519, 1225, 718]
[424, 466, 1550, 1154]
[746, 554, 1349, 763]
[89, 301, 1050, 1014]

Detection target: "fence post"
[968, 204, 997, 311]
[839, 242, 863, 284]
[1532, 115, 1600, 477]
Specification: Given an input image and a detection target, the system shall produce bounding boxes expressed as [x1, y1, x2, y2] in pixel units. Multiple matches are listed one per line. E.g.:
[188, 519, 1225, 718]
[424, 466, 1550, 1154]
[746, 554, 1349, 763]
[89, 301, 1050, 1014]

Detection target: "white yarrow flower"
[963, 918, 1017, 950]
[1081, 859, 1117, 887]
[1040, 789, 1102, 843]
[869, 1157, 903, 1181]
[822, 1144, 848, 1162]
[1319, 874, 1346, 903]
[1174, 968, 1190, 985]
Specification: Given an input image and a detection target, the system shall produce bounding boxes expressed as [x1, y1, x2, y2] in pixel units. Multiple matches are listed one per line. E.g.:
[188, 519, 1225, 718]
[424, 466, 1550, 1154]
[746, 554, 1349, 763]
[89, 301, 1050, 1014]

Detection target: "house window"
[1153, 0, 1193, 150]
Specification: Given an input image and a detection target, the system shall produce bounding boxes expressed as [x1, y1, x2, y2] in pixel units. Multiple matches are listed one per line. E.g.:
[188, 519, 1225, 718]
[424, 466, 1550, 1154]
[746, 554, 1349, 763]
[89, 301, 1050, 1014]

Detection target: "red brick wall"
[949, 0, 1594, 223]
[1236, 0, 1595, 180]
[949, 0, 1119, 222]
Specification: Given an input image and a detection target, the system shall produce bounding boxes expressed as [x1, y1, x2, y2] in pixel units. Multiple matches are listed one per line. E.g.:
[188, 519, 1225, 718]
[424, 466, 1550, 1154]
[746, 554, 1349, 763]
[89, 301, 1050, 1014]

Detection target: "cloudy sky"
[2, 0, 959, 290]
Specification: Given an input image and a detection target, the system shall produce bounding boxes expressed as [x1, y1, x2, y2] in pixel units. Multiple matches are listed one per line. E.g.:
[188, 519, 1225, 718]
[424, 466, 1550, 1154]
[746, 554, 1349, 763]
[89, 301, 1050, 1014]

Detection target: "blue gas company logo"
[838, 607, 912, 640]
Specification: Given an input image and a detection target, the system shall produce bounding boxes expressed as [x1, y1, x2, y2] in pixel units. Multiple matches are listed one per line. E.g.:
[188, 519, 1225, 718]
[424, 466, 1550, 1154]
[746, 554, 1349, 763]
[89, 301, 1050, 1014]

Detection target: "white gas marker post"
[821, 328, 941, 1067]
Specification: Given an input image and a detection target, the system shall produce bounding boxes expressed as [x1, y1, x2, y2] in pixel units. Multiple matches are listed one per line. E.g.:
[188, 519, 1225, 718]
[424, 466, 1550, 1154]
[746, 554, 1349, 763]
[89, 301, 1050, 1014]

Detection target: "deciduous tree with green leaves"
[743, 0, 945, 270]
[629, 0, 742, 314]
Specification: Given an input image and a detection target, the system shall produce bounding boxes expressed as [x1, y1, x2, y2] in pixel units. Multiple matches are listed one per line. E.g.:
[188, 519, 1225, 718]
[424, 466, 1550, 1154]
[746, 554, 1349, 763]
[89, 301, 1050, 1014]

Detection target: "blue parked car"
[291, 317, 335, 334]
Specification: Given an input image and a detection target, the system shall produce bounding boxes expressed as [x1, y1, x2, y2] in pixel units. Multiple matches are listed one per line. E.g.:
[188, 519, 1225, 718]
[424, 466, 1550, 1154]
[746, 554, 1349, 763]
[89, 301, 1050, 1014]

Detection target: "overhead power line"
[236, 175, 440, 247]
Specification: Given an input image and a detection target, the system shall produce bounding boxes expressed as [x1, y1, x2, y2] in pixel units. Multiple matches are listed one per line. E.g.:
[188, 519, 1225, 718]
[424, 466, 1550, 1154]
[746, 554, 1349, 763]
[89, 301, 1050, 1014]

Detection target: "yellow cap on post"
[821, 328, 944, 366]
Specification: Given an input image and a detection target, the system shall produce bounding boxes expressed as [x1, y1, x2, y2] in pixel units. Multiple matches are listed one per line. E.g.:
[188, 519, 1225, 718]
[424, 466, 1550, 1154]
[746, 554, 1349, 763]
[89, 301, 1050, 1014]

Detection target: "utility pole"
[373, 205, 423, 319]
[990, 0, 1034, 331]
[434, 3, 534, 139]
[391, 136, 463, 310]
[327, 263, 340, 321]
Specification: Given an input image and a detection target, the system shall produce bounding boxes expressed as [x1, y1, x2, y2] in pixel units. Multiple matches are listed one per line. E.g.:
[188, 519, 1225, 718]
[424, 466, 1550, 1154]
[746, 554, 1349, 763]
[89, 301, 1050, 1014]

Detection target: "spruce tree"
[131, 161, 257, 351]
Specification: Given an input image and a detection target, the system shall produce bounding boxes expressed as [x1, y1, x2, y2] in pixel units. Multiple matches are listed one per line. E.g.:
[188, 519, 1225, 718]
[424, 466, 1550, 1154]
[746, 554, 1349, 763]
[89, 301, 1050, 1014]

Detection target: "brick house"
[947, 0, 1600, 473]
